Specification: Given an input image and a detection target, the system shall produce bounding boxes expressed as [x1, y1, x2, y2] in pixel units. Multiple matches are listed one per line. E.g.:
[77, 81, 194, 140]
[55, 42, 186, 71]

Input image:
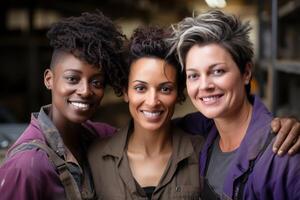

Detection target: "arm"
[0, 150, 64, 200]
[172, 112, 214, 137]
[271, 117, 300, 156]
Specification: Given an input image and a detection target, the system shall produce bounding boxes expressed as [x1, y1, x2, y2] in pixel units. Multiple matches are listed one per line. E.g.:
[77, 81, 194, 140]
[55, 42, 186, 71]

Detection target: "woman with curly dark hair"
[0, 11, 125, 200]
[88, 26, 204, 199]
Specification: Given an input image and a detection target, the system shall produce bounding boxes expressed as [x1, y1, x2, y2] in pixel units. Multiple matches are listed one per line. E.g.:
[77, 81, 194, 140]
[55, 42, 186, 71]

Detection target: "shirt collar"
[36, 104, 65, 157]
[101, 119, 196, 165]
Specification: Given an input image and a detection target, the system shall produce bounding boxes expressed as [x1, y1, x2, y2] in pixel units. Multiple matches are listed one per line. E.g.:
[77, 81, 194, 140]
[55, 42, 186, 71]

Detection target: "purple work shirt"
[198, 96, 300, 199]
[0, 105, 116, 200]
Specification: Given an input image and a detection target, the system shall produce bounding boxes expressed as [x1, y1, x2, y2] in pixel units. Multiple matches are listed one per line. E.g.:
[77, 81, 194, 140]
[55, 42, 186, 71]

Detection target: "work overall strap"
[7, 140, 83, 200]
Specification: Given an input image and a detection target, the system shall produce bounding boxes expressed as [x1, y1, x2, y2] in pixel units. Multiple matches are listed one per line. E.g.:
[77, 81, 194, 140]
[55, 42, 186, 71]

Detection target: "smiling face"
[124, 57, 178, 132]
[44, 52, 105, 125]
[185, 44, 251, 119]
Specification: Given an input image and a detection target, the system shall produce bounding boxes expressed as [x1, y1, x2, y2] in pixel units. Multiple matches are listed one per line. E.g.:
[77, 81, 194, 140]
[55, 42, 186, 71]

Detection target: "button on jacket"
[88, 121, 204, 200]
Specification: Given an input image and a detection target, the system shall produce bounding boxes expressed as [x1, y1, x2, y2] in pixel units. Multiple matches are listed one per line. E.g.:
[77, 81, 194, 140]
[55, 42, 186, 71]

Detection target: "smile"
[141, 110, 163, 119]
[69, 101, 91, 111]
[200, 94, 223, 104]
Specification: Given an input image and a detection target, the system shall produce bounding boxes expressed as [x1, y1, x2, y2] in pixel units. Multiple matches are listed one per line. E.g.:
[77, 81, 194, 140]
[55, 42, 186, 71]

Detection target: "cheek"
[186, 82, 197, 98]
[127, 93, 142, 107]
[222, 76, 243, 93]
[95, 89, 105, 99]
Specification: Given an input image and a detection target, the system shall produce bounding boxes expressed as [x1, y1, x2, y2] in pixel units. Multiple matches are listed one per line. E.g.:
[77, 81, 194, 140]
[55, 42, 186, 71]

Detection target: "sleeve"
[0, 149, 64, 200]
[172, 112, 214, 137]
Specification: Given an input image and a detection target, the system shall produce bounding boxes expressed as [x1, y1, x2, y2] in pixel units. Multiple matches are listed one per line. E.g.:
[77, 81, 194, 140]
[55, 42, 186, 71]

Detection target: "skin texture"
[44, 53, 105, 125]
[185, 43, 253, 152]
[124, 57, 178, 133]
[124, 57, 178, 187]
[184, 44, 300, 154]
[44, 52, 105, 159]
[186, 44, 251, 120]
[272, 117, 300, 155]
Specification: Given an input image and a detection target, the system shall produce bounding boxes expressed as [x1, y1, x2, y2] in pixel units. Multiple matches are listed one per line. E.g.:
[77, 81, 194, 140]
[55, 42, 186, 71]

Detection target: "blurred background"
[0, 0, 300, 160]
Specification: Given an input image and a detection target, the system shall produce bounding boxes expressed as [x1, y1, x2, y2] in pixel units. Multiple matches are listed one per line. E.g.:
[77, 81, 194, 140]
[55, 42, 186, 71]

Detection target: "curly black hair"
[114, 26, 186, 103]
[46, 10, 126, 95]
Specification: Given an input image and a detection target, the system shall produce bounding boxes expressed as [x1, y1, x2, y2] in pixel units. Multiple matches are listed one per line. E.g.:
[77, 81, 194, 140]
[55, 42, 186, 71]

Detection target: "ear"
[243, 63, 252, 85]
[44, 69, 53, 90]
[123, 88, 129, 103]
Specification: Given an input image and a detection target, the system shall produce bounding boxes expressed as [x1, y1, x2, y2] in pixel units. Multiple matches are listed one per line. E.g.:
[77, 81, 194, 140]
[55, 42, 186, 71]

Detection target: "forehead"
[129, 57, 177, 82]
[52, 52, 103, 75]
[186, 44, 235, 69]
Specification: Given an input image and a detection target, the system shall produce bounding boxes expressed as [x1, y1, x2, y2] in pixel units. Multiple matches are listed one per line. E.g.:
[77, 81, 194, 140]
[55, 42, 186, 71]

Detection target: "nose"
[198, 76, 214, 91]
[77, 81, 93, 97]
[145, 89, 160, 106]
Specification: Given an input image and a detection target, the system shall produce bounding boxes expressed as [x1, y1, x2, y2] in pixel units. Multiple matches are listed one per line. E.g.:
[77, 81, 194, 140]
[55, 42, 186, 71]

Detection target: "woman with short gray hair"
[169, 9, 300, 200]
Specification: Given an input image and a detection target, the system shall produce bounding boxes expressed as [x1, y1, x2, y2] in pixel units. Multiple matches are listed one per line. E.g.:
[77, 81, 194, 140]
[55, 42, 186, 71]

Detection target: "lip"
[68, 100, 94, 111]
[140, 109, 164, 121]
[199, 94, 224, 105]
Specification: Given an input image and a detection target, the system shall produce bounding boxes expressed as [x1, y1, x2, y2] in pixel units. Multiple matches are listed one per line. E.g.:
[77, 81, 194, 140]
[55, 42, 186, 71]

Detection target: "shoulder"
[249, 144, 300, 199]
[174, 126, 205, 154]
[85, 120, 117, 138]
[88, 131, 121, 160]
[254, 142, 300, 184]
[2, 146, 54, 177]
[187, 134, 205, 154]
[172, 112, 213, 136]
[89, 135, 111, 154]
[0, 147, 59, 198]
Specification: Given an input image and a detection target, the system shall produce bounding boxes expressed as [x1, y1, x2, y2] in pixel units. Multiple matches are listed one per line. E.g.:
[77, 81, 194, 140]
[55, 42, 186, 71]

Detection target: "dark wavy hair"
[113, 26, 186, 103]
[46, 10, 126, 94]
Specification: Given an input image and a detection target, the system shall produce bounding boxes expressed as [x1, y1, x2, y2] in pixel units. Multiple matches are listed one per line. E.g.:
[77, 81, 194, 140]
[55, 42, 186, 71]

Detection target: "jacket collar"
[36, 104, 66, 157]
[36, 104, 99, 158]
[199, 96, 273, 197]
[223, 96, 273, 196]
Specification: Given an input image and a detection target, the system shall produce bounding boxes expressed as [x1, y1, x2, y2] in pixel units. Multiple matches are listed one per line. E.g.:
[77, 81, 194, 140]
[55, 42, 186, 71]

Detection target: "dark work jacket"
[199, 96, 300, 200]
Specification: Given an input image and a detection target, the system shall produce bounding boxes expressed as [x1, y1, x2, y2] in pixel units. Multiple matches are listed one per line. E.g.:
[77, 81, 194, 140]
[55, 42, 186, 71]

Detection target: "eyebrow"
[132, 80, 175, 85]
[132, 80, 147, 84]
[186, 62, 225, 71]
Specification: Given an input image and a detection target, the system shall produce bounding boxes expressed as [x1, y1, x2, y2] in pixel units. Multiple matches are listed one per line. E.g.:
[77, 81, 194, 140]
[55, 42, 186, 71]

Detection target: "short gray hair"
[169, 9, 253, 73]
[168, 9, 254, 96]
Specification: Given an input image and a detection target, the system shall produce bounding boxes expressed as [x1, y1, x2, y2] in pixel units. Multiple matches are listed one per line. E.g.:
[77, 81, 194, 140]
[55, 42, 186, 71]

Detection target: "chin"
[199, 110, 222, 119]
[69, 115, 89, 124]
[140, 122, 165, 132]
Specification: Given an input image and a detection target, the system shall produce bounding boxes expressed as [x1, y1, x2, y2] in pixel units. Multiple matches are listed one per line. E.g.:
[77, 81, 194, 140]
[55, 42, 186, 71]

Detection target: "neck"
[49, 107, 83, 158]
[127, 123, 172, 157]
[214, 99, 253, 152]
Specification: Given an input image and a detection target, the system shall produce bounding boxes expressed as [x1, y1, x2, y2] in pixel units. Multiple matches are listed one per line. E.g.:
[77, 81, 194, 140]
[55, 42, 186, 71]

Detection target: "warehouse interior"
[0, 0, 299, 158]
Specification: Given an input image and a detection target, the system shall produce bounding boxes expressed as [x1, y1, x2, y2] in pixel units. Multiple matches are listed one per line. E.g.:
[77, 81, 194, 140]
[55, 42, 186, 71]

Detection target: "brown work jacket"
[88, 122, 204, 200]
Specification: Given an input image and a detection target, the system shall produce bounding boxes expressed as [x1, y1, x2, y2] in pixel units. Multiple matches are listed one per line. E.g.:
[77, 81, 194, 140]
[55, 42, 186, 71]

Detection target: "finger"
[272, 119, 293, 154]
[277, 125, 299, 156]
[288, 138, 300, 155]
[271, 117, 281, 134]
[288, 123, 300, 155]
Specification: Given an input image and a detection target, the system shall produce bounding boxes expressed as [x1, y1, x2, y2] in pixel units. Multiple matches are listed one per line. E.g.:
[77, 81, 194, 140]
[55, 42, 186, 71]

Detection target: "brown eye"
[64, 76, 79, 84]
[92, 79, 104, 89]
[134, 85, 146, 93]
[160, 86, 172, 94]
[212, 69, 225, 76]
[187, 73, 199, 81]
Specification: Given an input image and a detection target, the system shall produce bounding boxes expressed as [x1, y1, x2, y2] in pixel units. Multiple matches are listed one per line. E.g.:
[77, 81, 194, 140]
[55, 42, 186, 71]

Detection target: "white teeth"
[142, 111, 161, 117]
[70, 102, 90, 110]
[202, 95, 219, 102]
